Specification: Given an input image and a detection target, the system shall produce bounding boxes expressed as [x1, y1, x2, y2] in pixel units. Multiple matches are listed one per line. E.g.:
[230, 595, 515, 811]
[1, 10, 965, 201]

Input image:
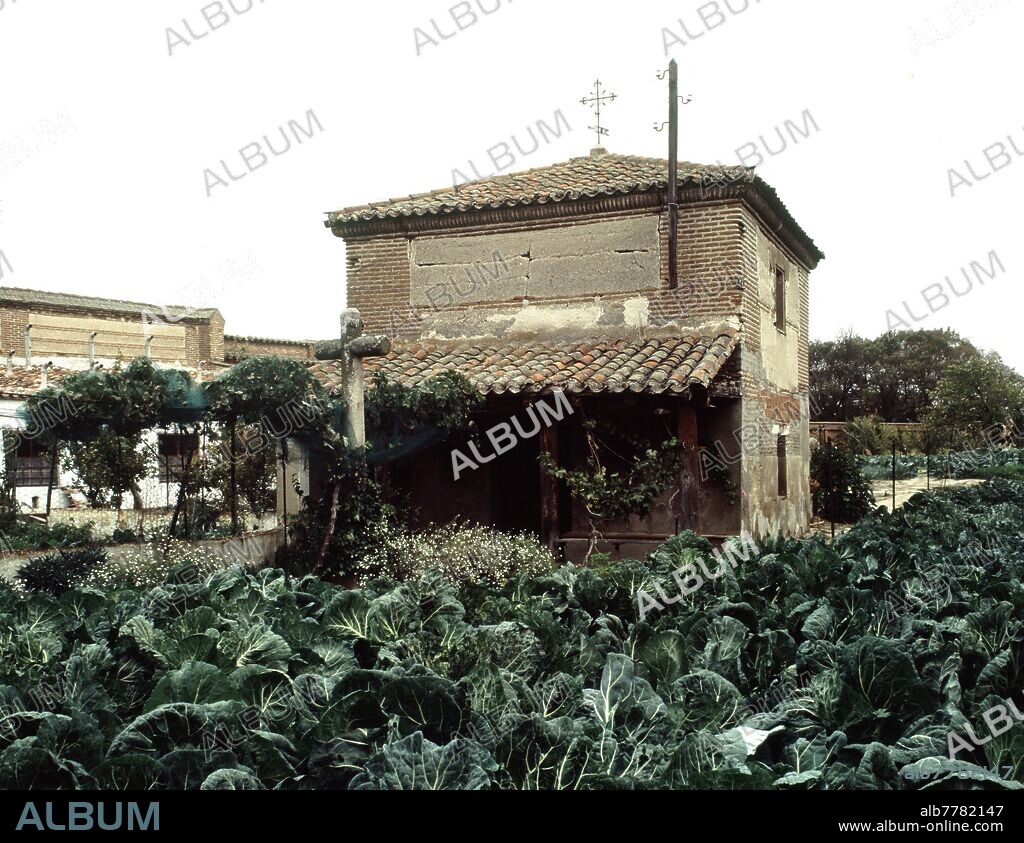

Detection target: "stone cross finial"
[315, 308, 391, 448]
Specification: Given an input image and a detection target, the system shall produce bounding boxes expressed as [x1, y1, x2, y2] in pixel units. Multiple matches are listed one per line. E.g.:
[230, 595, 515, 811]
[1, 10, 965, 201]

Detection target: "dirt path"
[870, 476, 984, 511]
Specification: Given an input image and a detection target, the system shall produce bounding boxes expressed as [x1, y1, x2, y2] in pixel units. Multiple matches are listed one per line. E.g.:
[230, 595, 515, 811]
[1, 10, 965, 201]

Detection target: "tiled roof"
[310, 325, 740, 397]
[0, 366, 72, 399]
[0, 286, 220, 320]
[328, 151, 749, 224]
[0, 362, 223, 400]
[325, 150, 823, 266]
[225, 334, 320, 346]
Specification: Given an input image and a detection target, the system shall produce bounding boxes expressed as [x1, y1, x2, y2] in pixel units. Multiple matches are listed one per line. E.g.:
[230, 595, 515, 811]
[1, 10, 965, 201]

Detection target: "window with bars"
[774, 265, 787, 332]
[158, 432, 199, 483]
[14, 437, 56, 487]
[777, 434, 788, 498]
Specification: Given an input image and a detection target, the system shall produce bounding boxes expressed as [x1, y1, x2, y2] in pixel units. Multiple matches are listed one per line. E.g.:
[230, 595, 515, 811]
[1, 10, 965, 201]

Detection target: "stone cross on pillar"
[315, 309, 391, 448]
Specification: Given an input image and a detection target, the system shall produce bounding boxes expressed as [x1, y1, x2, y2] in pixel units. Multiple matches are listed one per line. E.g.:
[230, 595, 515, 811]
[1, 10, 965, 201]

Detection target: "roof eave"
[325, 181, 823, 271]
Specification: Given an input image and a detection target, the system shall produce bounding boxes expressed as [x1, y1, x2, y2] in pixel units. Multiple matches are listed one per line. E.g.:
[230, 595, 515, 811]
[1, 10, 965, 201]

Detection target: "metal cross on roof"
[581, 80, 617, 147]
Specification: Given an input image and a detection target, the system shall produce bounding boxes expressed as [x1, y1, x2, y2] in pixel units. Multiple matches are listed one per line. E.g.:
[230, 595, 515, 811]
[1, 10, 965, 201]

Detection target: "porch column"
[539, 421, 559, 553]
[677, 405, 702, 534]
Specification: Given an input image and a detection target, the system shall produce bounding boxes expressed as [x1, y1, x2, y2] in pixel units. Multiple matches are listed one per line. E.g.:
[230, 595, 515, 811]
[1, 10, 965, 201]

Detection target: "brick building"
[0, 287, 313, 513]
[225, 335, 318, 364]
[314, 148, 824, 556]
[0, 287, 225, 368]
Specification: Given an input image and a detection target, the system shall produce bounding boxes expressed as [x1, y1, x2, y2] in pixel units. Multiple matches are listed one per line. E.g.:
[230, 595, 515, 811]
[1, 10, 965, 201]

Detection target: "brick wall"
[225, 336, 318, 362]
[206, 312, 225, 363]
[735, 206, 814, 538]
[346, 235, 413, 336]
[344, 199, 754, 336]
[339, 192, 817, 537]
[0, 302, 222, 367]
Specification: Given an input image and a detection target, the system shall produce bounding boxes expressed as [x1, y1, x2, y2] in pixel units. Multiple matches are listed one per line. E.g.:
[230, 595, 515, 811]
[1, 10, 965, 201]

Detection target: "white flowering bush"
[80, 540, 261, 590]
[354, 520, 556, 587]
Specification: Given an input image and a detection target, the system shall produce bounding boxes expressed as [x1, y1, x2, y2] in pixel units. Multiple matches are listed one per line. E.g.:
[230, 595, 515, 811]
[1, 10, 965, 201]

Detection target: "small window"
[777, 434, 788, 498]
[158, 433, 199, 483]
[774, 266, 787, 332]
[14, 437, 56, 487]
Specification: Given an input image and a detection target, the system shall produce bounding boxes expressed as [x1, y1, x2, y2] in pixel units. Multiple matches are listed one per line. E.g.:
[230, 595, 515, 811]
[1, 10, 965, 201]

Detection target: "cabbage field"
[1, 480, 1023, 790]
[858, 447, 1024, 482]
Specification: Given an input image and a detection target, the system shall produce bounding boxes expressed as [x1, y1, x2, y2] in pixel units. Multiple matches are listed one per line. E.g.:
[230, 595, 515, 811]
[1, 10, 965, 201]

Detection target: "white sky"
[0, 0, 1020, 368]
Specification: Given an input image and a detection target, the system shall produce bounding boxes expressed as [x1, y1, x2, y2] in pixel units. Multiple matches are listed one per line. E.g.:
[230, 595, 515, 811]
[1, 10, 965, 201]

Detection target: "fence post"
[891, 442, 897, 511]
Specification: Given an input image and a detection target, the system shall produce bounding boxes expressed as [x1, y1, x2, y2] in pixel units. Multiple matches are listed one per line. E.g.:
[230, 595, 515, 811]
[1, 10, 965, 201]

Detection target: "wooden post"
[280, 439, 288, 550]
[45, 438, 58, 517]
[891, 441, 897, 510]
[539, 420, 559, 554]
[677, 405, 701, 534]
[229, 418, 239, 535]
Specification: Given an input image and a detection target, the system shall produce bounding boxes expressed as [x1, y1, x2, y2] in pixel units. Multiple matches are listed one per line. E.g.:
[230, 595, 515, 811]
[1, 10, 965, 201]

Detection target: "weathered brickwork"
[335, 173, 819, 541]
[345, 200, 758, 336]
[735, 207, 813, 538]
[225, 335, 317, 362]
[0, 291, 279, 370]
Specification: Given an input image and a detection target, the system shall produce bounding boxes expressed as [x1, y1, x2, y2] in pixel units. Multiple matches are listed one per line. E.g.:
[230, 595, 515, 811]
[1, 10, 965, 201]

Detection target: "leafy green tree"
[924, 352, 1024, 449]
[22, 359, 203, 520]
[811, 329, 978, 422]
[205, 424, 276, 526]
[839, 416, 889, 456]
[62, 430, 151, 509]
[810, 332, 873, 421]
[206, 356, 331, 534]
[870, 329, 978, 422]
[811, 443, 875, 523]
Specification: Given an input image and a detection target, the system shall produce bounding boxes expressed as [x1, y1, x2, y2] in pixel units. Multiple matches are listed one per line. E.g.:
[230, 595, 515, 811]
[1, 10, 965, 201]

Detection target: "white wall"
[0, 399, 189, 514]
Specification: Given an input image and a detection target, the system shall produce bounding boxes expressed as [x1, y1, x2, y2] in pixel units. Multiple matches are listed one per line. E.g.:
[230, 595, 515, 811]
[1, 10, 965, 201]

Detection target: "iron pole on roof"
[667, 59, 679, 290]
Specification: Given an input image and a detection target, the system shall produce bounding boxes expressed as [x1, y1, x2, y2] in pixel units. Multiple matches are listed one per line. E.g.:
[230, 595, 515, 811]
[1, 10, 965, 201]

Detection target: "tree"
[809, 332, 872, 421]
[810, 329, 978, 422]
[62, 430, 151, 509]
[924, 352, 1024, 449]
[206, 424, 276, 526]
[23, 359, 197, 522]
[206, 356, 331, 534]
[869, 329, 977, 422]
[811, 443, 875, 525]
[839, 416, 889, 456]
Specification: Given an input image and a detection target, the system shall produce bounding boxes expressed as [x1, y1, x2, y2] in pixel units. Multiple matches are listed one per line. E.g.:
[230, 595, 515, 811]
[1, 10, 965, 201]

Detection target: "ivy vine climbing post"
[310, 309, 391, 573]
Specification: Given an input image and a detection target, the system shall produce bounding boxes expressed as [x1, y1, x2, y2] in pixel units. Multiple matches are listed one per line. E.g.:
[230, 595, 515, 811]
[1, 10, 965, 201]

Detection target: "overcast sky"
[0, 0, 1020, 368]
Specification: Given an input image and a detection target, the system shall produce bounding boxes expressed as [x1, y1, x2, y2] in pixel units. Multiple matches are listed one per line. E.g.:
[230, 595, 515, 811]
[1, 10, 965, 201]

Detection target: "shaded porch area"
[380, 392, 742, 562]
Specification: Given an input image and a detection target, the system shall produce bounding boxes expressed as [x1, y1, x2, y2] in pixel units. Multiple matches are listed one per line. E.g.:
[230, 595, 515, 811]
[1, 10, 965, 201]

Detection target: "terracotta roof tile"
[328, 152, 748, 225]
[0, 363, 222, 400]
[325, 150, 823, 265]
[0, 366, 73, 399]
[0, 286, 219, 320]
[310, 326, 740, 397]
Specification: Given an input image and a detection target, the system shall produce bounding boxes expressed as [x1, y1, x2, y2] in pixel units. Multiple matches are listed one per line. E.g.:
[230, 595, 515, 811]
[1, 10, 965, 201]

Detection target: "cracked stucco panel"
[409, 216, 661, 306]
